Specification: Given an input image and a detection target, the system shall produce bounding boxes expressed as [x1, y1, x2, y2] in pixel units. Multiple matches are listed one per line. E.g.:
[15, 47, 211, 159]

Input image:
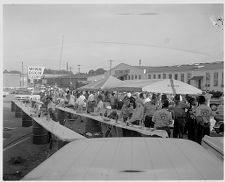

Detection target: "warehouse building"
[88, 61, 224, 92]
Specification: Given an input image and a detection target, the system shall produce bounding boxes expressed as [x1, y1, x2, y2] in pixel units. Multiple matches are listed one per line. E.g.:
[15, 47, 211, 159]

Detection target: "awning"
[189, 76, 203, 80]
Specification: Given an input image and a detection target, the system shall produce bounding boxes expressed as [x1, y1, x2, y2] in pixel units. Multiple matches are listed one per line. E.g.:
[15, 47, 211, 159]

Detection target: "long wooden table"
[12, 100, 85, 142]
[56, 106, 168, 138]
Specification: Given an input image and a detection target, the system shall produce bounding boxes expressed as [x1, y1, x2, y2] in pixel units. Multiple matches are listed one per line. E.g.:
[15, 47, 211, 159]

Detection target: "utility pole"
[66, 62, 68, 71]
[108, 60, 113, 75]
[22, 61, 24, 87]
[69, 66, 72, 87]
[77, 65, 81, 74]
[139, 59, 141, 67]
[59, 35, 64, 70]
[69, 66, 74, 89]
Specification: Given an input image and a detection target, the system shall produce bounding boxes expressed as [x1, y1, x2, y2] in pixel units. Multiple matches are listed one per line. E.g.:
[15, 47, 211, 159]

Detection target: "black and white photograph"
[2, 1, 224, 180]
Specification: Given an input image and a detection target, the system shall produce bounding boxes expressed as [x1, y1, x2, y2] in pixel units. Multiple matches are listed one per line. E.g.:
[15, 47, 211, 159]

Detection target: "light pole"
[108, 60, 114, 75]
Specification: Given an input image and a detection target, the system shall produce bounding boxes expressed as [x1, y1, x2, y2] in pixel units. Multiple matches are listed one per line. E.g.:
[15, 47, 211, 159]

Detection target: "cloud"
[136, 12, 158, 16]
[116, 12, 158, 16]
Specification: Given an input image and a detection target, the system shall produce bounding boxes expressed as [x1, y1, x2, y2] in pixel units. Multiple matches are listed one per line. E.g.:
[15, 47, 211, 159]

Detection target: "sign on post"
[27, 66, 45, 80]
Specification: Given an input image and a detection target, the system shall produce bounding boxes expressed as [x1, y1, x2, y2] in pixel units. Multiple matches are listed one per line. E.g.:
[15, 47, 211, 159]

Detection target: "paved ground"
[3, 95, 57, 180]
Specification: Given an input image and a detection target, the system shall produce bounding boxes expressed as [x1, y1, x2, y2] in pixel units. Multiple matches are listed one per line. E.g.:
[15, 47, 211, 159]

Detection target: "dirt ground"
[3, 95, 58, 180]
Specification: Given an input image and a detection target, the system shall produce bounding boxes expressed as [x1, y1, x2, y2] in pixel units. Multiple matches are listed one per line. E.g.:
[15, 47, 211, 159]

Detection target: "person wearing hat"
[194, 95, 213, 144]
[152, 100, 173, 137]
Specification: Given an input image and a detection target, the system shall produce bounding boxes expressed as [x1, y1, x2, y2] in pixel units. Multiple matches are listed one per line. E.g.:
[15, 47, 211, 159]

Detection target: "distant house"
[3, 73, 28, 88]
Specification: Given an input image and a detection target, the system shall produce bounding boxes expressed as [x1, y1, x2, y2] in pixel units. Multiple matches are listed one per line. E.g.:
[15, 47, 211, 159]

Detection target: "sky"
[3, 3, 224, 73]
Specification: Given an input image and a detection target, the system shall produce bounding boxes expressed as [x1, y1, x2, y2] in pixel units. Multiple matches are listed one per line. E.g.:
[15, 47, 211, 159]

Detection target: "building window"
[131, 75, 134, 80]
[148, 74, 151, 79]
[139, 75, 141, 79]
[205, 72, 210, 87]
[181, 73, 184, 82]
[187, 73, 191, 84]
[135, 75, 137, 79]
[214, 72, 218, 86]
[127, 75, 130, 80]
[163, 74, 166, 79]
[153, 74, 156, 79]
[169, 74, 172, 79]
[158, 74, 161, 79]
[174, 74, 178, 80]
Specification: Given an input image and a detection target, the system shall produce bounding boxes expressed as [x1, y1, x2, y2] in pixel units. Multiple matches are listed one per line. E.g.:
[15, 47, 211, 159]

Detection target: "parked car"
[3, 91, 9, 97]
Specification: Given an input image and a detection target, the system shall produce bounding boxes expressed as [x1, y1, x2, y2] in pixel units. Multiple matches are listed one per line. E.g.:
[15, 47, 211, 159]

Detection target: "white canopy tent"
[142, 79, 202, 95]
[115, 79, 161, 92]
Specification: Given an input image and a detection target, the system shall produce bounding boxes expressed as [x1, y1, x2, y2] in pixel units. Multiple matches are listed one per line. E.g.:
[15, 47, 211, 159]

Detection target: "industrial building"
[88, 61, 224, 92]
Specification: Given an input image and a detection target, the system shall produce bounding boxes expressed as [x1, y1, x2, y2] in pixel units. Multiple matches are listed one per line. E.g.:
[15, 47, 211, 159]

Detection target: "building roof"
[43, 74, 87, 79]
[112, 63, 144, 71]
[132, 61, 224, 73]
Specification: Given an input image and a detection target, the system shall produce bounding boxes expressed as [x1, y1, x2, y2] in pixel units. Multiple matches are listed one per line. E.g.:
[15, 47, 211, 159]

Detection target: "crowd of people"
[33, 85, 223, 144]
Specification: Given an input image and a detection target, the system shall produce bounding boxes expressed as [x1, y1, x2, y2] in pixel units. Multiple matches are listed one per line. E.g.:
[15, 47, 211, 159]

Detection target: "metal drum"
[22, 112, 33, 127]
[11, 101, 15, 112]
[56, 108, 66, 125]
[32, 121, 49, 145]
[85, 118, 102, 138]
[15, 104, 22, 118]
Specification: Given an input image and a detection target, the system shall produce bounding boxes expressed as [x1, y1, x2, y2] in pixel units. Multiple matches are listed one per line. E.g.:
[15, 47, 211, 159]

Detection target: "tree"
[88, 69, 95, 75]
[95, 68, 106, 75]
[9, 70, 21, 74]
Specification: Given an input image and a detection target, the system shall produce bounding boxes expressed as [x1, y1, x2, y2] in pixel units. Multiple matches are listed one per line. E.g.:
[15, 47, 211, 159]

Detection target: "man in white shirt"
[88, 91, 95, 102]
[80, 92, 86, 101]
[68, 93, 76, 106]
[76, 93, 86, 111]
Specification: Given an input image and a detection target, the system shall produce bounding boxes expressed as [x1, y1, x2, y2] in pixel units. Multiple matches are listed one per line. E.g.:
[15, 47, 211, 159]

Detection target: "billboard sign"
[27, 66, 45, 79]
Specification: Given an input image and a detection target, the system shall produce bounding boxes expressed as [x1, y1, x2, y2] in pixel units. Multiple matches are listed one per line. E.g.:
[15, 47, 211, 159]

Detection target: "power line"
[94, 41, 212, 57]
[77, 65, 81, 74]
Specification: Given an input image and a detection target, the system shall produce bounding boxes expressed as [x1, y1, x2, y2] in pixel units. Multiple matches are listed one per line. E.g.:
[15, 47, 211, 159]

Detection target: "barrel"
[56, 109, 66, 125]
[11, 101, 15, 112]
[32, 121, 49, 144]
[22, 112, 33, 127]
[85, 118, 102, 137]
[15, 105, 22, 118]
